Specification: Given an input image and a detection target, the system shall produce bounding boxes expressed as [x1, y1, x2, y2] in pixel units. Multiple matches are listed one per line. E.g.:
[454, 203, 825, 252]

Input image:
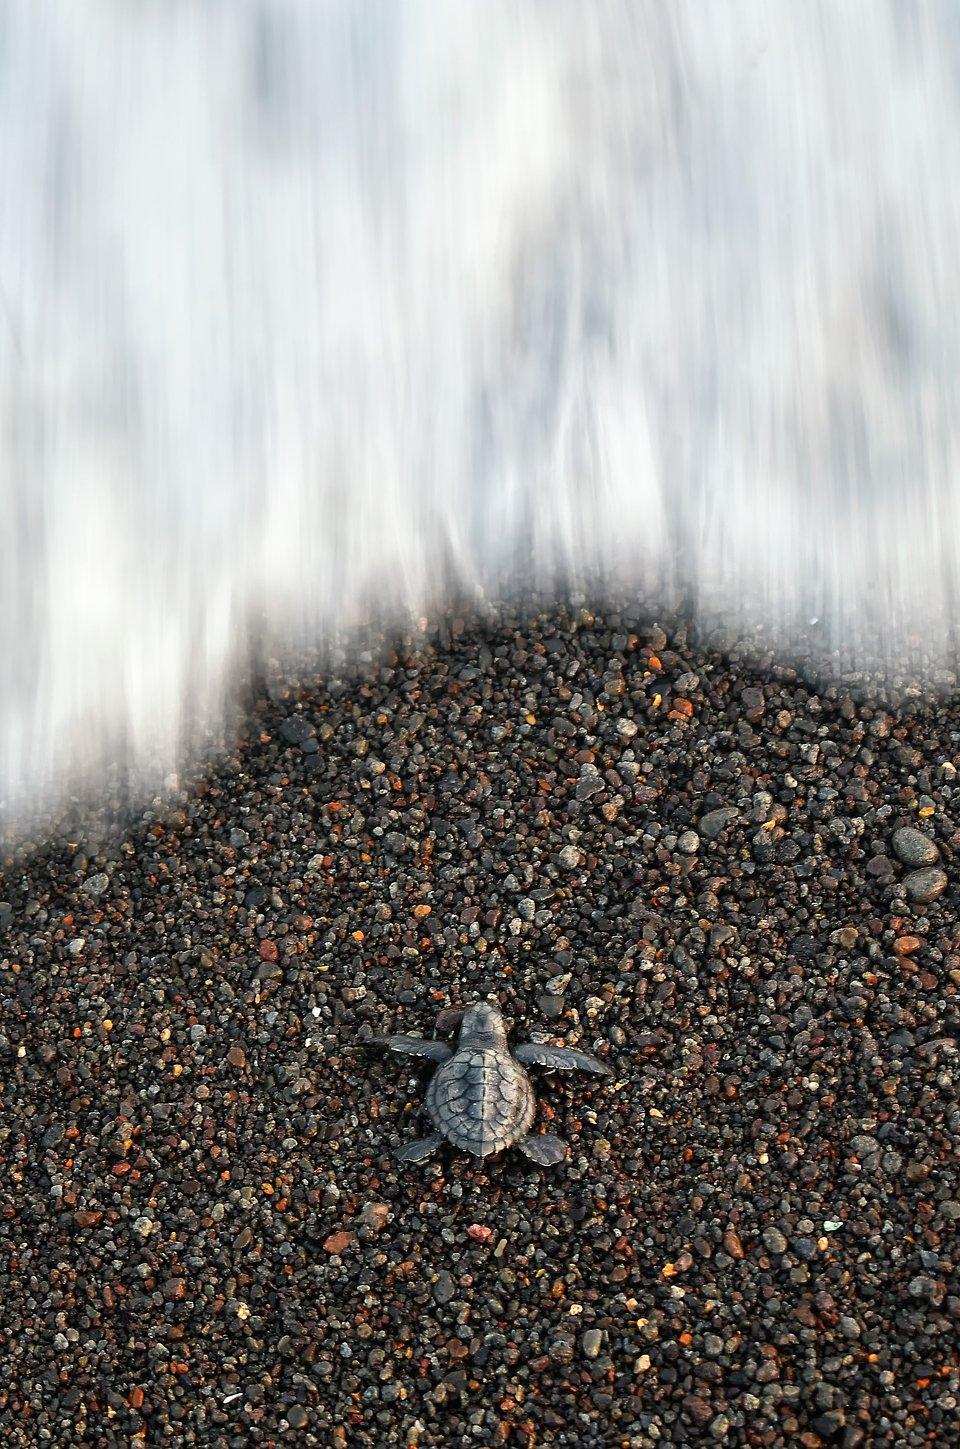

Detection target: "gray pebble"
[433, 1270, 456, 1305]
[850, 1133, 880, 1164]
[700, 808, 738, 840]
[280, 715, 316, 745]
[762, 1227, 788, 1254]
[904, 866, 948, 903]
[537, 994, 564, 1020]
[892, 827, 940, 867]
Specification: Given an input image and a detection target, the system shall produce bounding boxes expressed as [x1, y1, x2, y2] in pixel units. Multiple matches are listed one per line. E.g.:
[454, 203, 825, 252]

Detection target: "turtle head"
[459, 1001, 507, 1048]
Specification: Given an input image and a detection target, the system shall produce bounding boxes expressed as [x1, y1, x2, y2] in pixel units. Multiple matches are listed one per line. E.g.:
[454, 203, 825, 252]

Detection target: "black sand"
[1, 606, 958, 1446]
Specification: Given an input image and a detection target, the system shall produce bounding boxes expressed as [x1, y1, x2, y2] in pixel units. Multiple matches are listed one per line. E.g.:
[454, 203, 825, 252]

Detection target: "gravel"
[1, 602, 958, 1446]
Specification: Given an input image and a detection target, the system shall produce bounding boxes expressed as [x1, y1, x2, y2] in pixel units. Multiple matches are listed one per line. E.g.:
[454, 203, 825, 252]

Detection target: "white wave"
[2, 2, 960, 828]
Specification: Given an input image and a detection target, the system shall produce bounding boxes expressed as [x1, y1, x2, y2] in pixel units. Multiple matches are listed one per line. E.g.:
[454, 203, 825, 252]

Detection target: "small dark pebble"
[433, 1270, 456, 1305]
[701, 807, 739, 840]
[538, 993, 565, 1020]
[279, 713, 316, 745]
[740, 685, 766, 720]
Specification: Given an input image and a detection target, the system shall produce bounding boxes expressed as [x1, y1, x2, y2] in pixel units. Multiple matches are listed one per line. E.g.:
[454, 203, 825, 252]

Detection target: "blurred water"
[3, 2, 960, 831]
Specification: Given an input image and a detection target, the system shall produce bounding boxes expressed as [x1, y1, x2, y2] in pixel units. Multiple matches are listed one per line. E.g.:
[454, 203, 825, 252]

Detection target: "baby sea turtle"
[374, 1001, 612, 1165]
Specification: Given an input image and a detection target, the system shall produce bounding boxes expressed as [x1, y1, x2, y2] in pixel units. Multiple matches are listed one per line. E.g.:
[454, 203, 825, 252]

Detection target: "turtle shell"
[425, 1048, 535, 1157]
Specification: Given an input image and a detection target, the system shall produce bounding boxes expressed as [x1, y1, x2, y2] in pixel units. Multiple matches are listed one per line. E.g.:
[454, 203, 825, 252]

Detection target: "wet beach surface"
[1, 606, 958, 1446]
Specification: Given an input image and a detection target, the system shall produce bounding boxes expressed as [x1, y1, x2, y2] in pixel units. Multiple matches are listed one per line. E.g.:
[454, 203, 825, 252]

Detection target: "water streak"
[3, 2, 960, 830]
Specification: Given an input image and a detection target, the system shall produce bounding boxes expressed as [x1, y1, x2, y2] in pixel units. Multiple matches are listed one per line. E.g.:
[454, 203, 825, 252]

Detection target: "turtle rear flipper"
[395, 1133, 444, 1162]
[518, 1133, 567, 1165]
[513, 1043, 611, 1076]
[375, 1035, 453, 1063]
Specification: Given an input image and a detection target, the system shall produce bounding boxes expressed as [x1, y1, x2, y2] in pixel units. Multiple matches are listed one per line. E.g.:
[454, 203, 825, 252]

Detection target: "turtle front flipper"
[518, 1133, 567, 1165]
[513, 1043, 612, 1076]
[374, 1035, 453, 1063]
[395, 1133, 444, 1162]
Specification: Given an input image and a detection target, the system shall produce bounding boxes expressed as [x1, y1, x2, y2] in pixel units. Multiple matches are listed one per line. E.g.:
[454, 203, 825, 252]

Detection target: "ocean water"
[3, 1, 960, 832]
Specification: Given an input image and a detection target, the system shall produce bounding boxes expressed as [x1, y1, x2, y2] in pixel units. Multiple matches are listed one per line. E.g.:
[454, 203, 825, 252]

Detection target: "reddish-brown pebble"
[323, 1231, 353, 1254]
[723, 1228, 745, 1259]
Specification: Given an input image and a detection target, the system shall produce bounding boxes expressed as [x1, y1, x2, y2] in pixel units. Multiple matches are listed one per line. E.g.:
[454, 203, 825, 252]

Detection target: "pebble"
[433, 1270, 456, 1305]
[581, 1329, 603, 1359]
[722, 1229, 744, 1260]
[537, 993, 564, 1020]
[279, 714, 316, 746]
[892, 827, 940, 867]
[323, 1231, 353, 1255]
[675, 672, 700, 692]
[740, 685, 765, 720]
[850, 1133, 881, 1165]
[360, 1201, 390, 1232]
[700, 807, 738, 840]
[903, 866, 948, 903]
